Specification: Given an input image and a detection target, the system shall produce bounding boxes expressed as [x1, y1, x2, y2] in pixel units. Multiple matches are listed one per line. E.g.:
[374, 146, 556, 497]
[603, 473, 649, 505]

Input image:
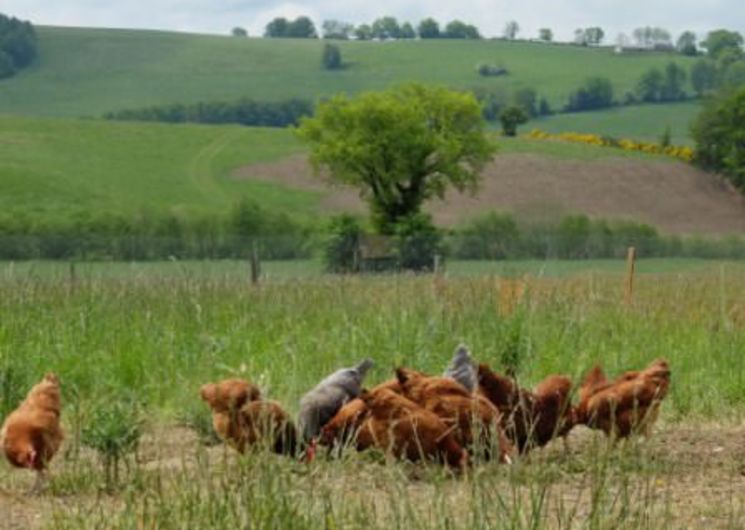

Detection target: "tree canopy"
[0, 13, 37, 79]
[702, 29, 743, 60]
[444, 20, 480, 39]
[692, 87, 745, 192]
[264, 16, 317, 38]
[418, 18, 440, 39]
[296, 84, 496, 233]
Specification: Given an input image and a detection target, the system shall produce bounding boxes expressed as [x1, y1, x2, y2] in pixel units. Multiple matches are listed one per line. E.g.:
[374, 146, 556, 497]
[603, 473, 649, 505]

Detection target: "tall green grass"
[1, 264, 743, 528]
[1, 263, 743, 418]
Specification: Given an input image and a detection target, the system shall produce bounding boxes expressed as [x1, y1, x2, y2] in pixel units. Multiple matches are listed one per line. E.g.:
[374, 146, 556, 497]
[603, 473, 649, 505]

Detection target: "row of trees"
[264, 16, 483, 40]
[264, 16, 318, 38]
[0, 199, 313, 261]
[104, 98, 313, 127]
[0, 13, 37, 79]
[453, 212, 745, 260]
[6, 210, 741, 263]
[635, 62, 688, 103]
[564, 53, 745, 112]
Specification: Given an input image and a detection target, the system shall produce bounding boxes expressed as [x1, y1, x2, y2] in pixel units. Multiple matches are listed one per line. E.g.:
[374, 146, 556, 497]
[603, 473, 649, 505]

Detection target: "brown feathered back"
[578, 358, 671, 437]
[200, 378, 261, 413]
[1, 373, 64, 471]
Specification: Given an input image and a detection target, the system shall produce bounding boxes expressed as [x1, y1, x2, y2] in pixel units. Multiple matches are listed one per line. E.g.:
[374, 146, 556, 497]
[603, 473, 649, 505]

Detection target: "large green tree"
[417, 18, 440, 39]
[371, 16, 401, 39]
[297, 84, 496, 233]
[691, 87, 745, 191]
[690, 59, 718, 95]
[702, 29, 743, 60]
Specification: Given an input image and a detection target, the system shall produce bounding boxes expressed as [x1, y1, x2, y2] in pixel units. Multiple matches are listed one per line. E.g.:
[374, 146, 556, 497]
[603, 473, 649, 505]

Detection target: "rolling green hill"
[0, 26, 699, 121]
[531, 101, 702, 145]
[1, 115, 743, 237]
[0, 116, 309, 223]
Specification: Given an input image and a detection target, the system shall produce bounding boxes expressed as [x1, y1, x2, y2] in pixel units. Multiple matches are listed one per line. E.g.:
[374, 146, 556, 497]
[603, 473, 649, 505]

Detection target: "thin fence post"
[250, 240, 261, 285]
[433, 254, 441, 275]
[624, 246, 636, 305]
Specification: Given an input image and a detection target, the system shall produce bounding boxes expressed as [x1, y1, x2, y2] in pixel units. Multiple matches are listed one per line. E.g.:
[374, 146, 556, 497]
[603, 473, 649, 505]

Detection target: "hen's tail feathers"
[579, 365, 607, 403]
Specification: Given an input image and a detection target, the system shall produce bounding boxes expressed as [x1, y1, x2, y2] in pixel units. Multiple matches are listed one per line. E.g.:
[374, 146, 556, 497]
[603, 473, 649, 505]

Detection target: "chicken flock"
[1, 348, 671, 491]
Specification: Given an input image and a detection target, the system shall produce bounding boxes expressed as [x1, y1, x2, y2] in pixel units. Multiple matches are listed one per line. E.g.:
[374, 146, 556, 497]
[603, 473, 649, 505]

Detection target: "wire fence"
[0, 232, 744, 262]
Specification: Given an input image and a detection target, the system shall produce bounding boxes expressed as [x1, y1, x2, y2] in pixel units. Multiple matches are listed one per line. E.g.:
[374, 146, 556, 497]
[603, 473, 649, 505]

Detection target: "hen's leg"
[29, 470, 46, 496]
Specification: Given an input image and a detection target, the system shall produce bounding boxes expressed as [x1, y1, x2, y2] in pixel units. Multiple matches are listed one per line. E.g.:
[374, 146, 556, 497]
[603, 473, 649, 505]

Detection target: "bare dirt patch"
[232, 154, 745, 235]
[2, 422, 744, 529]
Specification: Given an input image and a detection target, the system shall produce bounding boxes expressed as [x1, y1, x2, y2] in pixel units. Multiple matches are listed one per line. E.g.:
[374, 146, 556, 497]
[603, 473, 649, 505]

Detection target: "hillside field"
[2, 115, 743, 236]
[0, 26, 698, 123]
[531, 101, 702, 146]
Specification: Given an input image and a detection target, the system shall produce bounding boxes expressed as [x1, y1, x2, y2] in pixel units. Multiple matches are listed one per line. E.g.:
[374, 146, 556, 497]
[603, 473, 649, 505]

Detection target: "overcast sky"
[3, 0, 743, 42]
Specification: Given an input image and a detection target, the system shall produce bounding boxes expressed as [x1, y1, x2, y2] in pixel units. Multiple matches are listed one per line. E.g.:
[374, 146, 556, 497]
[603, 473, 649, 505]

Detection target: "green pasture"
[0, 27, 698, 117]
[0, 116, 677, 227]
[531, 101, 702, 145]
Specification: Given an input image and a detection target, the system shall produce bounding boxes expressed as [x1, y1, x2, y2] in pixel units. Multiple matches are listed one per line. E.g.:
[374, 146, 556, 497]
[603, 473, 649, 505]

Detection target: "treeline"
[3, 208, 742, 262]
[0, 200, 313, 261]
[264, 16, 481, 40]
[104, 98, 313, 127]
[451, 212, 745, 260]
[0, 13, 37, 79]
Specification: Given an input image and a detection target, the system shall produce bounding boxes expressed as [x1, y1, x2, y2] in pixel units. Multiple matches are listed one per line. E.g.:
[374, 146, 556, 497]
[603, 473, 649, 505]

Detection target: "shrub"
[526, 129, 694, 163]
[471, 87, 509, 122]
[565, 77, 614, 112]
[537, 98, 552, 116]
[477, 63, 508, 77]
[322, 43, 342, 70]
[81, 396, 144, 489]
[499, 106, 528, 136]
[393, 213, 443, 271]
[455, 212, 519, 259]
[324, 214, 363, 273]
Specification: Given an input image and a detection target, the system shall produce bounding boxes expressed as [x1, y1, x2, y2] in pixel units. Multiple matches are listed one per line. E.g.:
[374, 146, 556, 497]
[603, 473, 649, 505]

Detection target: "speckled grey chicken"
[297, 359, 374, 445]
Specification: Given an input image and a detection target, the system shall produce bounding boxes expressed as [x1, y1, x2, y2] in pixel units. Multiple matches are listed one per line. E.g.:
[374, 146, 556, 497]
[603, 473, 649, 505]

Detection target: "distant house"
[615, 43, 675, 54]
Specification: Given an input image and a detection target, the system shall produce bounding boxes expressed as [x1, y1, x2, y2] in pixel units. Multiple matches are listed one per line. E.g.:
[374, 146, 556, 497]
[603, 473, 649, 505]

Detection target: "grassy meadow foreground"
[1, 260, 744, 529]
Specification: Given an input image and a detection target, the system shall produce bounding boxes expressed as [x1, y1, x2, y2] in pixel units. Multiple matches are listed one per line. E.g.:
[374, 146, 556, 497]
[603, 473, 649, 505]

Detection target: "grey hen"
[298, 359, 374, 443]
[443, 345, 477, 392]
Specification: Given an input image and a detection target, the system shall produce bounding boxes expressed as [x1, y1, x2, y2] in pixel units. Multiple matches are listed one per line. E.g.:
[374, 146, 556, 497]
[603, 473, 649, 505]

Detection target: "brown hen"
[577, 359, 670, 438]
[477, 364, 576, 453]
[1, 373, 64, 493]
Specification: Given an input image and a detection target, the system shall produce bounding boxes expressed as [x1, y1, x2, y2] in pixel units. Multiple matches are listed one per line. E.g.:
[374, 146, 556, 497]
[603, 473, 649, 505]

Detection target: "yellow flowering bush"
[525, 129, 694, 163]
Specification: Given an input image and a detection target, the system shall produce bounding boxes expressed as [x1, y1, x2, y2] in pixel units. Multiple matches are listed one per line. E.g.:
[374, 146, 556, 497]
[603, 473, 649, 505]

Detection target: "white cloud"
[2, 0, 743, 40]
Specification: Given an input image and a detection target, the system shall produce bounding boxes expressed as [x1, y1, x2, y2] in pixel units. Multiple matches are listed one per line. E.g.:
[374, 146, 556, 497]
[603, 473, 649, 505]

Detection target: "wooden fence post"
[624, 246, 636, 305]
[250, 240, 260, 285]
